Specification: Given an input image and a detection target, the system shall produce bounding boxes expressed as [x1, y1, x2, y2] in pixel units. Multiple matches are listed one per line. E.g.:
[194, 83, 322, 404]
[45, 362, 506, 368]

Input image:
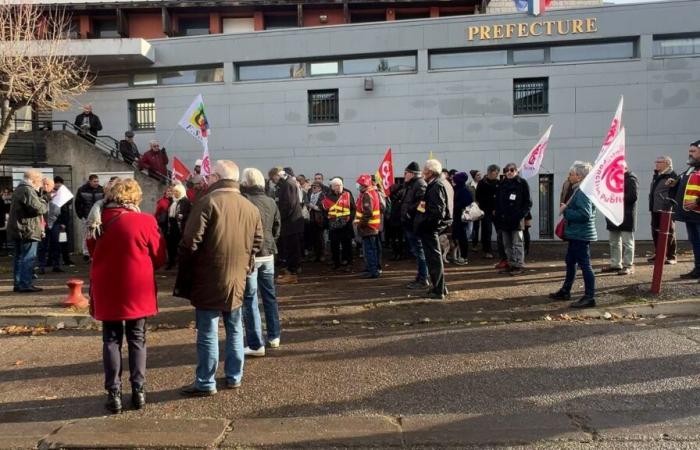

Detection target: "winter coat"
[6, 181, 48, 242]
[388, 185, 405, 228]
[475, 178, 499, 215]
[242, 185, 281, 257]
[414, 177, 452, 235]
[138, 149, 169, 179]
[168, 197, 192, 235]
[277, 176, 305, 236]
[649, 169, 677, 213]
[453, 183, 474, 234]
[89, 207, 166, 321]
[119, 140, 140, 164]
[563, 189, 597, 242]
[175, 179, 263, 312]
[74, 183, 104, 219]
[154, 195, 171, 234]
[494, 176, 532, 231]
[73, 112, 102, 136]
[671, 164, 700, 224]
[606, 171, 639, 232]
[401, 176, 427, 229]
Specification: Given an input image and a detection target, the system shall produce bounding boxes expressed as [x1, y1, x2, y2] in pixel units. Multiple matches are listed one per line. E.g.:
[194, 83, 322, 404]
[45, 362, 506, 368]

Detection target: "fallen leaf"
[479, 321, 488, 325]
[13, 360, 25, 366]
[603, 312, 613, 320]
[331, 319, 340, 325]
[656, 314, 668, 319]
[419, 317, 431, 323]
[544, 315, 552, 321]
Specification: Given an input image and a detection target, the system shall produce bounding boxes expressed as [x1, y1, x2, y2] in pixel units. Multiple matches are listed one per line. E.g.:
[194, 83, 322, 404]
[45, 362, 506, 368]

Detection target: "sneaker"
[617, 267, 634, 275]
[646, 255, 656, 263]
[406, 279, 430, 289]
[423, 291, 445, 300]
[244, 346, 265, 357]
[509, 267, 524, 276]
[600, 266, 622, 274]
[680, 269, 700, 279]
[453, 258, 468, 266]
[180, 384, 217, 397]
[64, 260, 76, 267]
[484, 252, 495, 259]
[570, 295, 596, 309]
[268, 338, 280, 348]
[498, 267, 511, 275]
[495, 260, 509, 269]
[224, 379, 241, 390]
[548, 290, 571, 301]
[82, 255, 91, 263]
[665, 258, 677, 265]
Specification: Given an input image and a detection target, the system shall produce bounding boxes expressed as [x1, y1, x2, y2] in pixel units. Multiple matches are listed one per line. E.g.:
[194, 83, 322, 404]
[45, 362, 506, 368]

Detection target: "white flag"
[201, 141, 211, 178]
[595, 96, 623, 164]
[580, 127, 627, 226]
[519, 125, 553, 180]
[178, 94, 210, 145]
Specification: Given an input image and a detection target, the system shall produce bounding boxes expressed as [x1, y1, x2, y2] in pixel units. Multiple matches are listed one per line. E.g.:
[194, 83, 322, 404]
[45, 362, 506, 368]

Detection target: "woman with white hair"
[549, 161, 597, 308]
[165, 183, 191, 270]
[137, 140, 169, 181]
[322, 177, 356, 270]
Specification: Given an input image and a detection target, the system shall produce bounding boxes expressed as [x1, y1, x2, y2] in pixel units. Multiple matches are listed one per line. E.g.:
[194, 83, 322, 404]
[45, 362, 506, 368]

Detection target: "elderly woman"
[322, 177, 356, 270]
[306, 181, 326, 262]
[240, 168, 282, 356]
[165, 183, 191, 270]
[549, 162, 597, 308]
[89, 179, 166, 414]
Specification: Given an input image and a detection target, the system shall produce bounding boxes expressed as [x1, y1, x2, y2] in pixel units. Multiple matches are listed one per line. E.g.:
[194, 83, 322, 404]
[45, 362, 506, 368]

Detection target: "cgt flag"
[518, 125, 553, 180]
[580, 127, 627, 226]
[172, 157, 191, 182]
[595, 96, 623, 164]
[375, 148, 395, 192]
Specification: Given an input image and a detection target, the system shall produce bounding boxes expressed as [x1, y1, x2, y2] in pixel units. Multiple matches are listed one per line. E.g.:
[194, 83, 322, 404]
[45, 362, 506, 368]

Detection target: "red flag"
[172, 156, 191, 182]
[375, 148, 394, 192]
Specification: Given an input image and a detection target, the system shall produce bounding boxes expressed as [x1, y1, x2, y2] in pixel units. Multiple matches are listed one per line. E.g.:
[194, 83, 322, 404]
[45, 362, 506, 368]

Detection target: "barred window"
[513, 78, 548, 115]
[308, 90, 339, 124]
[128, 99, 156, 131]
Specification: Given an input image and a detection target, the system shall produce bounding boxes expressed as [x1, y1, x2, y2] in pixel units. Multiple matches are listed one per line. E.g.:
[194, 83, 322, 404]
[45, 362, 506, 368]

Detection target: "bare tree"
[0, 2, 91, 154]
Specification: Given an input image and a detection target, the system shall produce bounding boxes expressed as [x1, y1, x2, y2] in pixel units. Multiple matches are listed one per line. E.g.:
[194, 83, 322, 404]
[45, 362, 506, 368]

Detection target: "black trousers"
[419, 231, 446, 295]
[651, 212, 677, 259]
[282, 232, 303, 273]
[308, 222, 325, 261]
[481, 214, 494, 253]
[102, 318, 147, 391]
[330, 229, 353, 267]
[166, 221, 182, 268]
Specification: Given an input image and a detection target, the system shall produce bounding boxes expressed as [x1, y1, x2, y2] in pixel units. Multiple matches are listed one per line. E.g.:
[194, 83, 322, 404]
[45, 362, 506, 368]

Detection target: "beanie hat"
[405, 161, 420, 174]
[453, 172, 469, 186]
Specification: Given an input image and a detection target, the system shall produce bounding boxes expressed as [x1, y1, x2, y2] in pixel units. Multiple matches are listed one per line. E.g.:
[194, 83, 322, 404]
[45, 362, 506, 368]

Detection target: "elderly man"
[401, 161, 429, 289]
[7, 170, 48, 292]
[75, 174, 104, 261]
[74, 104, 102, 144]
[414, 159, 452, 300]
[649, 156, 678, 264]
[176, 160, 263, 396]
[322, 177, 355, 270]
[476, 164, 501, 260]
[137, 141, 169, 181]
[494, 163, 532, 276]
[670, 140, 700, 279]
[118, 131, 140, 165]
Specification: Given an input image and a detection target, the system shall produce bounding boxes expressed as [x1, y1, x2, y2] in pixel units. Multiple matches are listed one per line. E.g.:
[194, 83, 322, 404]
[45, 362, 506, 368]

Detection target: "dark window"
[128, 99, 156, 131]
[93, 19, 119, 38]
[308, 90, 339, 124]
[159, 67, 224, 85]
[429, 50, 507, 69]
[513, 78, 548, 115]
[395, 10, 430, 20]
[550, 41, 635, 63]
[93, 73, 129, 89]
[653, 35, 700, 57]
[351, 12, 385, 23]
[178, 17, 210, 36]
[539, 174, 554, 239]
[264, 15, 298, 30]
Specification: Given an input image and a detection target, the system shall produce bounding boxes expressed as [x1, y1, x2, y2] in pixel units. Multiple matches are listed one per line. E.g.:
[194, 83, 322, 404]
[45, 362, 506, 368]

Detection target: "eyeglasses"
[506, 168, 517, 173]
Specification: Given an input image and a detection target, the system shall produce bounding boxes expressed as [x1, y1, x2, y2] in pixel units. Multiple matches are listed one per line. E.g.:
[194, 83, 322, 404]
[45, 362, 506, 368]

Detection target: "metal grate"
[538, 174, 554, 239]
[128, 99, 156, 131]
[513, 78, 548, 115]
[308, 89, 339, 124]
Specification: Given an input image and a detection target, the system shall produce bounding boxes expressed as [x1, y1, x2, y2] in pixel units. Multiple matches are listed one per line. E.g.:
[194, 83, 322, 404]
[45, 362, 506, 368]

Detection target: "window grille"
[308, 90, 339, 124]
[513, 78, 548, 115]
[128, 99, 156, 131]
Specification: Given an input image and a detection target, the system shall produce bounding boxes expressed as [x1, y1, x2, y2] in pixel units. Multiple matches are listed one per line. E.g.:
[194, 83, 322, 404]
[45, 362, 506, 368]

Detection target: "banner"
[518, 125, 552, 180]
[580, 127, 627, 226]
[201, 141, 211, 177]
[172, 156, 191, 182]
[178, 94, 210, 145]
[375, 148, 395, 192]
[595, 96, 624, 164]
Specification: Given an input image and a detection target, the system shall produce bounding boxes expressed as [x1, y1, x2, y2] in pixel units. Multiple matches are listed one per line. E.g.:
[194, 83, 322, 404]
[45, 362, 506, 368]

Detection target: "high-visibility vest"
[683, 169, 700, 213]
[324, 191, 352, 219]
[354, 188, 381, 230]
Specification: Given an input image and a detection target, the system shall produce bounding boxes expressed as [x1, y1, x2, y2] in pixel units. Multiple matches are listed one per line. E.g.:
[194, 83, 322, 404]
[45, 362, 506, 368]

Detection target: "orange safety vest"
[354, 188, 381, 230]
[683, 169, 700, 213]
[323, 191, 352, 219]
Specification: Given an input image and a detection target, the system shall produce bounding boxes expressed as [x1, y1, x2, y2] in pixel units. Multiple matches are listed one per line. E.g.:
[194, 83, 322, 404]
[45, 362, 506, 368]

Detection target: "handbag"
[555, 217, 566, 240]
[461, 202, 485, 223]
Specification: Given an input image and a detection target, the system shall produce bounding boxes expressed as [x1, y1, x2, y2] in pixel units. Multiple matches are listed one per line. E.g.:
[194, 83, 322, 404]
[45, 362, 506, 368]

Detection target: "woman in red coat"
[89, 178, 166, 414]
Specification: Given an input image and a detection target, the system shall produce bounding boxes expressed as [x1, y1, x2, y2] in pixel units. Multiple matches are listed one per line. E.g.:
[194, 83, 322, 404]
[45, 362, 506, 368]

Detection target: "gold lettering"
[506, 23, 516, 38]
[530, 22, 543, 36]
[586, 17, 598, 33]
[480, 25, 491, 40]
[518, 23, 529, 37]
[468, 26, 479, 41]
[493, 24, 504, 39]
[572, 19, 584, 34]
[557, 20, 570, 35]
[545, 21, 555, 35]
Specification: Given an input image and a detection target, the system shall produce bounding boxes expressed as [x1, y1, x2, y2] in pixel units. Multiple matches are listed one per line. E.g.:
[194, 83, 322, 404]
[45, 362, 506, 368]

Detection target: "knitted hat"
[405, 161, 421, 174]
[453, 172, 469, 186]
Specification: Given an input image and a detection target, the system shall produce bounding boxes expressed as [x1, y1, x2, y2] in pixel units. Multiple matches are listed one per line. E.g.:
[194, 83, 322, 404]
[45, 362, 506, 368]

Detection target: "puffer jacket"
[563, 188, 597, 242]
[6, 181, 48, 242]
[74, 183, 105, 219]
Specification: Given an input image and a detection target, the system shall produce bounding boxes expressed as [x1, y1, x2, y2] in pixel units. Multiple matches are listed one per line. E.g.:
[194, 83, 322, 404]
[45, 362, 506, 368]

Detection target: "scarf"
[309, 191, 321, 206]
[86, 201, 140, 239]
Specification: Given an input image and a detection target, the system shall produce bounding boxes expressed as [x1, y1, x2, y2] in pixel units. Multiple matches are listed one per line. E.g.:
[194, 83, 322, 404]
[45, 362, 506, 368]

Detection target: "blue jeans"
[362, 235, 381, 277]
[404, 229, 428, 281]
[561, 239, 596, 298]
[194, 308, 244, 390]
[242, 259, 281, 350]
[13, 240, 38, 290]
[685, 222, 700, 270]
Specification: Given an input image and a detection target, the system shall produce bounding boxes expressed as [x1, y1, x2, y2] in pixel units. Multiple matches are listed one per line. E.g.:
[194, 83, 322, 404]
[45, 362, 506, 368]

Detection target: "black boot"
[548, 290, 571, 301]
[570, 295, 596, 309]
[132, 385, 145, 410]
[106, 389, 122, 414]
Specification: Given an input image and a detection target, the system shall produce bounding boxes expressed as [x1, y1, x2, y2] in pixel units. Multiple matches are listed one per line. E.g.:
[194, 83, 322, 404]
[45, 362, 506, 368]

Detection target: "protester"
[386, 183, 405, 260]
[241, 168, 282, 357]
[74, 174, 105, 262]
[476, 165, 500, 260]
[601, 166, 639, 276]
[669, 140, 700, 279]
[186, 175, 207, 203]
[154, 187, 172, 237]
[648, 156, 677, 264]
[306, 181, 326, 262]
[137, 141, 169, 181]
[355, 174, 382, 279]
[401, 162, 429, 289]
[276, 168, 304, 284]
[165, 183, 191, 270]
[266, 167, 281, 200]
[176, 160, 263, 396]
[468, 170, 482, 250]
[37, 178, 66, 274]
[414, 159, 452, 299]
[323, 178, 355, 271]
[452, 172, 473, 265]
[549, 162, 597, 308]
[88, 179, 166, 413]
[74, 104, 102, 144]
[53, 177, 75, 267]
[494, 163, 531, 276]
[314, 172, 330, 194]
[7, 170, 48, 292]
[119, 131, 140, 165]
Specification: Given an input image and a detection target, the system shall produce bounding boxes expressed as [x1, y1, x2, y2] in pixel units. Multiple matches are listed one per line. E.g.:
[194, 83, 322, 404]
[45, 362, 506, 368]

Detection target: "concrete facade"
[54, 0, 700, 240]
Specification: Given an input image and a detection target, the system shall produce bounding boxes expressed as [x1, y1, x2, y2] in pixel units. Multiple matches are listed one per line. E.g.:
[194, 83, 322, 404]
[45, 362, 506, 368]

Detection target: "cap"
[125, 131, 134, 138]
[405, 161, 421, 174]
[356, 174, 373, 188]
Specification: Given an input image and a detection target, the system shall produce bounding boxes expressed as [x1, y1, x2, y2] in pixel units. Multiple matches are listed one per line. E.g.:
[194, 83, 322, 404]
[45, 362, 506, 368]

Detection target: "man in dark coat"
[669, 140, 700, 279]
[276, 168, 304, 284]
[119, 131, 140, 165]
[602, 168, 639, 276]
[414, 159, 452, 300]
[494, 163, 531, 275]
[74, 104, 102, 144]
[74, 174, 105, 260]
[476, 164, 501, 260]
[401, 161, 429, 289]
[648, 156, 677, 265]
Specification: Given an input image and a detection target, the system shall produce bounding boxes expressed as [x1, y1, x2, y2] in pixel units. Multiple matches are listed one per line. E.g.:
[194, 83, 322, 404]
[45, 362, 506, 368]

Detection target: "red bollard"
[63, 279, 89, 309]
[650, 210, 673, 294]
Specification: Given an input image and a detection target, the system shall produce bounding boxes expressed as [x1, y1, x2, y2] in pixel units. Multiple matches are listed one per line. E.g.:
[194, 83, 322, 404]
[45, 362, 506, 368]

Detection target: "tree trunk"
[0, 98, 16, 156]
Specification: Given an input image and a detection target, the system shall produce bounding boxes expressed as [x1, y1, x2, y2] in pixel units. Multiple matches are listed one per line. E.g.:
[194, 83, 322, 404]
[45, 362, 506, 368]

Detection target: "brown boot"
[277, 273, 298, 284]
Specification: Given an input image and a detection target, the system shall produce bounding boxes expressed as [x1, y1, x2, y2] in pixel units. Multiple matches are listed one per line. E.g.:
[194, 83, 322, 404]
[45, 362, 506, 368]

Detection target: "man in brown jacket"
[176, 160, 263, 396]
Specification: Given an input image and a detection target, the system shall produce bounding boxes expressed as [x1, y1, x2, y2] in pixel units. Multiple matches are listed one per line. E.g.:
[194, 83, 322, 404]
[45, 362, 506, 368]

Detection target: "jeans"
[242, 259, 281, 351]
[651, 212, 677, 260]
[502, 230, 525, 268]
[194, 308, 244, 390]
[471, 219, 480, 246]
[419, 231, 446, 295]
[13, 240, 38, 289]
[362, 235, 381, 277]
[102, 318, 147, 391]
[561, 239, 596, 298]
[609, 230, 635, 269]
[685, 222, 700, 271]
[405, 229, 428, 281]
[81, 218, 90, 256]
